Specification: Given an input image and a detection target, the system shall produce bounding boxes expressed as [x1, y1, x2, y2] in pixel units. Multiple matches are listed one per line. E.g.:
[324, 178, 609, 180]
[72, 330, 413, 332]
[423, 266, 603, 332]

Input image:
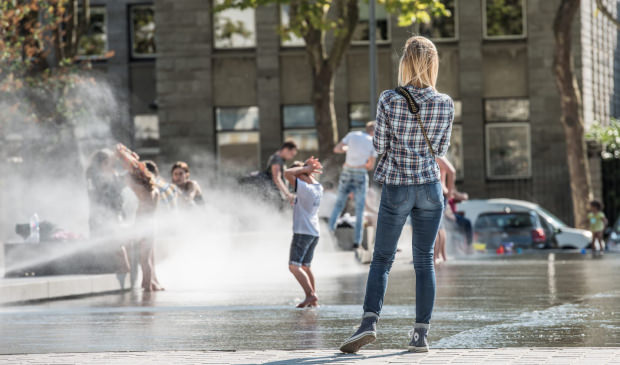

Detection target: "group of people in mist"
[85, 35, 466, 354]
[86, 150, 204, 291]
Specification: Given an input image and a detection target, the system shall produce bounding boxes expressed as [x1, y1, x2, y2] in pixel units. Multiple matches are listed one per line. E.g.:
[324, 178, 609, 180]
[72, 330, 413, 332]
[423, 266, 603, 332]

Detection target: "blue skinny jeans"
[328, 168, 368, 245]
[363, 182, 444, 324]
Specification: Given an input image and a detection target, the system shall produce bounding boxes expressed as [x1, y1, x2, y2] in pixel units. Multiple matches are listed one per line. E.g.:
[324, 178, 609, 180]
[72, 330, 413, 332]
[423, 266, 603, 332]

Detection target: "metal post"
[369, 0, 377, 119]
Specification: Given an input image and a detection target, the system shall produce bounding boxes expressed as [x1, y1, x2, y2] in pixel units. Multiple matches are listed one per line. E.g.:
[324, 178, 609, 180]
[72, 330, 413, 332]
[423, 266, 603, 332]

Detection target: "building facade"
[84, 0, 619, 224]
[79, 0, 159, 151]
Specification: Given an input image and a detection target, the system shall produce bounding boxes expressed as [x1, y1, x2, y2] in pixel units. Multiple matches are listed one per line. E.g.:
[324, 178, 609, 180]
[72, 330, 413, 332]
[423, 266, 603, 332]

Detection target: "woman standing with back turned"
[340, 36, 454, 354]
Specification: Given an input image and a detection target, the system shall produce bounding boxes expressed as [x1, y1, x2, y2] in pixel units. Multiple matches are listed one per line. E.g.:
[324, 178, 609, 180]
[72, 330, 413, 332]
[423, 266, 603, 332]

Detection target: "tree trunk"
[553, 0, 592, 228]
[312, 68, 338, 160]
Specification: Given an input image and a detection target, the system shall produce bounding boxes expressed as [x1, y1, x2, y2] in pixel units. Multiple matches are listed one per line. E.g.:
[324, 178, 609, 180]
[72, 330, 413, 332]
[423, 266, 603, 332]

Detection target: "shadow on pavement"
[258, 350, 409, 365]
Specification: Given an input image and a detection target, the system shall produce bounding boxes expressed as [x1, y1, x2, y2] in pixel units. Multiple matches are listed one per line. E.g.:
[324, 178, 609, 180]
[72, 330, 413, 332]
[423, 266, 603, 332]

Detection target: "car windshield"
[476, 213, 534, 230]
[536, 206, 568, 228]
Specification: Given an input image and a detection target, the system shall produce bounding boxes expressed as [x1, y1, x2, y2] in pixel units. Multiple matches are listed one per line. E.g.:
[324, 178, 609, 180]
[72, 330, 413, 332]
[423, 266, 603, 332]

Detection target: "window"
[486, 123, 531, 179]
[134, 114, 159, 154]
[283, 105, 318, 160]
[475, 212, 534, 230]
[349, 103, 371, 130]
[280, 5, 305, 47]
[454, 100, 462, 122]
[352, 0, 389, 43]
[417, 0, 457, 41]
[447, 100, 463, 179]
[483, 0, 526, 39]
[283, 105, 314, 129]
[130, 5, 156, 58]
[447, 124, 463, 180]
[485, 98, 531, 179]
[213, 1, 256, 49]
[485, 99, 529, 122]
[77, 6, 107, 58]
[216, 107, 260, 170]
[283, 130, 319, 160]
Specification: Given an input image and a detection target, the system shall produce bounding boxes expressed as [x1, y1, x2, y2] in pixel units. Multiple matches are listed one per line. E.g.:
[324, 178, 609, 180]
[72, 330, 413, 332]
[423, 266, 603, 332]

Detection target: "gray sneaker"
[408, 324, 429, 352]
[339, 313, 378, 353]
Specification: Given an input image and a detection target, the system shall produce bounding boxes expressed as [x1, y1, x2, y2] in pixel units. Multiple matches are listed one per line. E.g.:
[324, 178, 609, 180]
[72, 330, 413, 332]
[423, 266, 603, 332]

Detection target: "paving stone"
[2, 349, 620, 364]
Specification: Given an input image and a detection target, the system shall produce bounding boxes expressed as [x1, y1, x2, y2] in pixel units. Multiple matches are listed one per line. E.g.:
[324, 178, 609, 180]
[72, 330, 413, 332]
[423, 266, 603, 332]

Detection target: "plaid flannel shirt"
[373, 86, 454, 185]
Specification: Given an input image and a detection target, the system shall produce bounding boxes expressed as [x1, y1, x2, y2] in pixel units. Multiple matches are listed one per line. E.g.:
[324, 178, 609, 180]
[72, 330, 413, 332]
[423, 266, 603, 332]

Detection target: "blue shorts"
[289, 233, 319, 267]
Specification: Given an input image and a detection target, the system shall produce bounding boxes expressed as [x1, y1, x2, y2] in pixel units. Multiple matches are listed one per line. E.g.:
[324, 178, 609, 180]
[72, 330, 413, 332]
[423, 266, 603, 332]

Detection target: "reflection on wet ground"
[1, 252, 619, 354]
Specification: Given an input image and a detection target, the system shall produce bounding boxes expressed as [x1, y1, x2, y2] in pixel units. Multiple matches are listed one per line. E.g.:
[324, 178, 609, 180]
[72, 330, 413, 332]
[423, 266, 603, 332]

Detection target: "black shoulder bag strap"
[394, 86, 436, 157]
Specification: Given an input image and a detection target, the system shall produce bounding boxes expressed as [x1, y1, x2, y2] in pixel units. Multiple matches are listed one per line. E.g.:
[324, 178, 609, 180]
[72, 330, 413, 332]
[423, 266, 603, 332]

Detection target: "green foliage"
[214, 17, 253, 46]
[382, 0, 448, 28]
[485, 0, 524, 37]
[214, 0, 449, 43]
[1, 0, 97, 125]
[587, 119, 620, 159]
[132, 7, 156, 55]
[77, 8, 107, 57]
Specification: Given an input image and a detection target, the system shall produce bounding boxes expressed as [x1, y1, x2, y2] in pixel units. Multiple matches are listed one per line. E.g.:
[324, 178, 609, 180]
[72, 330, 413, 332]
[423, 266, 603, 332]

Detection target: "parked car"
[473, 211, 552, 249]
[457, 199, 592, 250]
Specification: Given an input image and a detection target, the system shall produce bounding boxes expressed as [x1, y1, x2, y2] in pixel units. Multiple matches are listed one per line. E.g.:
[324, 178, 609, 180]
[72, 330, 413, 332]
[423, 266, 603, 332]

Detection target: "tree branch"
[595, 0, 620, 29]
[64, 0, 77, 59]
[290, 0, 325, 74]
[327, 0, 358, 72]
[553, 0, 582, 127]
[73, 0, 90, 58]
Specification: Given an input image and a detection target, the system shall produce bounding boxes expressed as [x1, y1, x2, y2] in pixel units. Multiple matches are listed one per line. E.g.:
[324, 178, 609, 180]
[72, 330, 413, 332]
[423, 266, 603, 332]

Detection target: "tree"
[553, 0, 592, 228]
[594, 0, 620, 28]
[587, 119, 620, 159]
[1, 0, 114, 179]
[0, 0, 111, 125]
[215, 0, 448, 159]
[553, 0, 620, 228]
[590, 1, 620, 161]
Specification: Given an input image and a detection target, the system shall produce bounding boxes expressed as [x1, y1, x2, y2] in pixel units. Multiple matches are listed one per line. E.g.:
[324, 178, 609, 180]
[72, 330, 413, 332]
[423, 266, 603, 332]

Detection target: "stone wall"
[155, 0, 214, 167]
[151, 0, 618, 224]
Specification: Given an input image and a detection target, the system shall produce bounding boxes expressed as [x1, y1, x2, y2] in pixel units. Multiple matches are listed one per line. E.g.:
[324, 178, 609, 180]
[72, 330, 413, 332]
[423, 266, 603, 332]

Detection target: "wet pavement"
[1, 250, 619, 354]
[3, 348, 620, 364]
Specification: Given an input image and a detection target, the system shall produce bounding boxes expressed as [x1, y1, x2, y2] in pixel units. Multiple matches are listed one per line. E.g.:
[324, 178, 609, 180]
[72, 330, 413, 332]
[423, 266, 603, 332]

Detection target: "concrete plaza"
[2, 348, 620, 364]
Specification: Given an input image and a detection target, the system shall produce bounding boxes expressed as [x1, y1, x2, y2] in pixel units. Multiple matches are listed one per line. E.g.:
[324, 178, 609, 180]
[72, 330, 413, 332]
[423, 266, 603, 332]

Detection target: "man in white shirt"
[329, 122, 378, 248]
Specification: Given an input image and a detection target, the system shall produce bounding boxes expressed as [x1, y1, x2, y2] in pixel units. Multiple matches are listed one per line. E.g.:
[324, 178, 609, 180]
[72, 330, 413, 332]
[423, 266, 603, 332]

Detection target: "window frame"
[482, 0, 527, 41]
[279, 4, 305, 48]
[282, 129, 319, 158]
[485, 122, 532, 180]
[75, 5, 109, 60]
[448, 122, 464, 181]
[281, 105, 319, 158]
[215, 106, 260, 132]
[214, 106, 261, 169]
[129, 3, 156, 60]
[212, 1, 257, 50]
[281, 104, 316, 130]
[350, 0, 392, 45]
[348, 102, 372, 131]
[415, 0, 459, 43]
[484, 97, 530, 122]
[133, 113, 160, 155]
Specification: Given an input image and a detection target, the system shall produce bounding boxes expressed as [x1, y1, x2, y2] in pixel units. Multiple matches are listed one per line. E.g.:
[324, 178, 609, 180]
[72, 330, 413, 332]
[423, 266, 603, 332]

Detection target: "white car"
[457, 199, 592, 250]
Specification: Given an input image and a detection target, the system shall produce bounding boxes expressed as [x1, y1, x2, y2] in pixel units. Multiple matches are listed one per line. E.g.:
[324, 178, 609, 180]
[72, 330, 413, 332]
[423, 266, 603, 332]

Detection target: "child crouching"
[284, 157, 324, 308]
